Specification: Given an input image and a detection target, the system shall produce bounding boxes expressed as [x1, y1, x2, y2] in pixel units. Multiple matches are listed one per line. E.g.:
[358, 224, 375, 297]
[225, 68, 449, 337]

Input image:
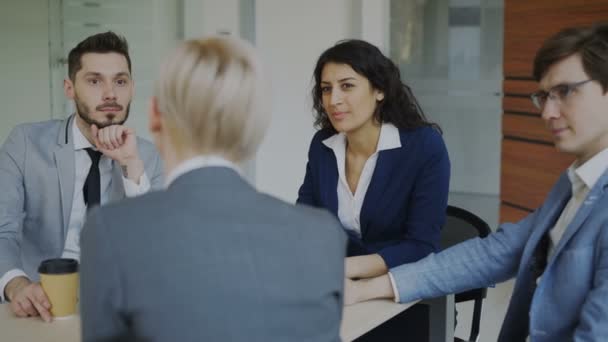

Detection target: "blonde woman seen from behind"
[79, 36, 346, 342]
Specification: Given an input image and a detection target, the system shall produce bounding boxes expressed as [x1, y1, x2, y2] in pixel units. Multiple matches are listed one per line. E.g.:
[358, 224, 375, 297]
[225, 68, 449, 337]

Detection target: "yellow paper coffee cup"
[38, 258, 79, 318]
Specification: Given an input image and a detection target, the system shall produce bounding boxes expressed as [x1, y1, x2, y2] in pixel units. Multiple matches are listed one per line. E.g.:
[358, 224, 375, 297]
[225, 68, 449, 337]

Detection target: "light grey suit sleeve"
[391, 210, 538, 303]
[80, 208, 127, 341]
[137, 138, 164, 191]
[0, 126, 28, 277]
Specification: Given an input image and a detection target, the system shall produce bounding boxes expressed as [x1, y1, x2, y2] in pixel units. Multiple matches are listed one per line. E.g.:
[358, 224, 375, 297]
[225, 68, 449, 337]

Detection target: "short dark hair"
[533, 22, 608, 92]
[311, 39, 440, 133]
[67, 31, 131, 81]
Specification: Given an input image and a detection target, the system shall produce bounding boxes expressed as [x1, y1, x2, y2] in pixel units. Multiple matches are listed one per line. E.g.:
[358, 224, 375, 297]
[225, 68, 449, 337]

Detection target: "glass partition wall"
[390, 0, 503, 198]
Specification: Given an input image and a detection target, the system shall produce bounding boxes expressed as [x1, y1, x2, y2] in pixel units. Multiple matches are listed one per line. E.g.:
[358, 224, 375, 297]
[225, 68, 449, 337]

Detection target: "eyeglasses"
[530, 79, 593, 110]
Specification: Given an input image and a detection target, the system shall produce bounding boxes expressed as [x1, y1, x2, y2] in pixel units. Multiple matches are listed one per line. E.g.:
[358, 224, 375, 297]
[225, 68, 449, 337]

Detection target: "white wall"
[183, 0, 240, 38]
[359, 0, 390, 54]
[0, 0, 51, 144]
[254, 0, 357, 202]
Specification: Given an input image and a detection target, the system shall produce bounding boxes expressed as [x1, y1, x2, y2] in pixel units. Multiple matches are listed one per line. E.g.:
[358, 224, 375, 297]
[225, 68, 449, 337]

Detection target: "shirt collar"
[165, 155, 242, 187]
[72, 117, 94, 151]
[322, 122, 402, 152]
[569, 147, 608, 191]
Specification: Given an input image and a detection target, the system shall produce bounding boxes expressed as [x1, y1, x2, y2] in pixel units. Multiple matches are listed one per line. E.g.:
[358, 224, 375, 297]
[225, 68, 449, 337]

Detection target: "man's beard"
[74, 94, 130, 129]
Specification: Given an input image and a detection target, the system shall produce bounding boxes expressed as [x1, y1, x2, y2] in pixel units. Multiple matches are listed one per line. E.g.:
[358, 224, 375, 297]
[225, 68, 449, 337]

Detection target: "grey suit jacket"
[0, 115, 163, 284]
[80, 167, 346, 342]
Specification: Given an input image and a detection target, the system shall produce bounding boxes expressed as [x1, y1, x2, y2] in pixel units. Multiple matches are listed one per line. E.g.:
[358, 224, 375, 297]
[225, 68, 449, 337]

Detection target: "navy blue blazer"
[297, 125, 450, 268]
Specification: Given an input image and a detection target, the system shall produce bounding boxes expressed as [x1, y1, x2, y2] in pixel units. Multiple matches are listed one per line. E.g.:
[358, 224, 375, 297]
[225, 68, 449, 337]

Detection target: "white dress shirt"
[322, 123, 401, 237]
[0, 119, 150, 301]
[547, 147, 608, 258]
[389, 146, 608, 302]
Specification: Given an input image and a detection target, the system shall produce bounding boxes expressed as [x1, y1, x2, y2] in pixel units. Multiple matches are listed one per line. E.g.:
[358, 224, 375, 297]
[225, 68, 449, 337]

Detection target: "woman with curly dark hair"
[297, 39, 451, 340]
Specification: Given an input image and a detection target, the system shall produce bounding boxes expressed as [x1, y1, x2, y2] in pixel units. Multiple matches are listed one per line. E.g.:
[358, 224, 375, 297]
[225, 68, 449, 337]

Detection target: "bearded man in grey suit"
[0, 31, 163, 321]
[79, 36, 346, 342]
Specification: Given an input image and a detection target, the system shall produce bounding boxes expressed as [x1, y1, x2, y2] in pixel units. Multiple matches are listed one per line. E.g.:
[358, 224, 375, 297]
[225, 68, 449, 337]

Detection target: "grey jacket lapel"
[53, 115, 75, 237]
[522, 174, 571, 260]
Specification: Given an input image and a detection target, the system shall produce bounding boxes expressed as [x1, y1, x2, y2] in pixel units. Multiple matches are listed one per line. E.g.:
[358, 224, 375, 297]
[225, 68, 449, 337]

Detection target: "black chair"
[442, 205, 492, 342]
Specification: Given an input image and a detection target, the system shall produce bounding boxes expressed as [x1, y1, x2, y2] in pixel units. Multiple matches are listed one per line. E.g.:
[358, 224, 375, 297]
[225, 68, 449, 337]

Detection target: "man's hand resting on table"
[5, 276, 52, 322]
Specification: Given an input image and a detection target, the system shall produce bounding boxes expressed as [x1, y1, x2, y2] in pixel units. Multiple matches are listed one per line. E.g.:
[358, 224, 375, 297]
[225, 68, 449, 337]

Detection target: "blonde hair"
[155, 36, 269, 162]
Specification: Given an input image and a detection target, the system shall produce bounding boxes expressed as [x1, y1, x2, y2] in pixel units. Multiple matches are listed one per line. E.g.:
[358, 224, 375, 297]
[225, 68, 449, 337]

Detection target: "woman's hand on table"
[344, 274, 396, 306]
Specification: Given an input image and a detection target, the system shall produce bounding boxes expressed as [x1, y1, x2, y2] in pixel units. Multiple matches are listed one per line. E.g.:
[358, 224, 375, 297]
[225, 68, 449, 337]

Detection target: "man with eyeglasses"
[344, 22, 608, 341]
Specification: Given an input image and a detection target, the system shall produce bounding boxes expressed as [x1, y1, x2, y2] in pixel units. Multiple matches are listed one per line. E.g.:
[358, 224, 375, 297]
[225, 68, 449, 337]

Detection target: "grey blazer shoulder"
[0, 115, 163, 283]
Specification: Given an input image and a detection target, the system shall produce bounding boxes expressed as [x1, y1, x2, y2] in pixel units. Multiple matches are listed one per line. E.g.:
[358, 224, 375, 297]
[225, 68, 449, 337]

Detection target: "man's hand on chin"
[91, 124, 144, 184]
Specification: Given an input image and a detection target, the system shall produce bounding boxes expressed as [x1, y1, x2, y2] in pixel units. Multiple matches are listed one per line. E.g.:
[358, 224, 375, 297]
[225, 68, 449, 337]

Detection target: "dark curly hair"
[312, 39, 440, 134]
[533, 22, 608, 92]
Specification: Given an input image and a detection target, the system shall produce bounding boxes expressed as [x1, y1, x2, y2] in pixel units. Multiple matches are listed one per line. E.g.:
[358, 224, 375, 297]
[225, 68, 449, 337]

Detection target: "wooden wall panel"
[500, 204, 532, 224]
[501, 139, 573, 211]
[504, 0, 608, 78]
[504, 79, 538, 96]
[503, 114, 552, 143]
[503, 96, 539, 114]
[500, 0, 608, 223]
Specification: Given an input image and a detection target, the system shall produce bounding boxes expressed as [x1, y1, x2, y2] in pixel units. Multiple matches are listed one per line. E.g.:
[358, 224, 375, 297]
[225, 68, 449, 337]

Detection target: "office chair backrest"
[442, 205, 491, 249]
[442, 205, 492, 342]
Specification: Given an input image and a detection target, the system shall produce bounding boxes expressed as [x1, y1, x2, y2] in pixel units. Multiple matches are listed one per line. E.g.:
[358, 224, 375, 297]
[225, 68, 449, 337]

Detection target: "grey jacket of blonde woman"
[80, 167, 346, 342]
[0, 115, 163, 288]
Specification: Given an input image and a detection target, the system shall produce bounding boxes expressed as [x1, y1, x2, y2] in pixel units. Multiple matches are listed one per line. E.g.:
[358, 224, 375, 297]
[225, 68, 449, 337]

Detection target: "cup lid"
[38, 258, 79, 274]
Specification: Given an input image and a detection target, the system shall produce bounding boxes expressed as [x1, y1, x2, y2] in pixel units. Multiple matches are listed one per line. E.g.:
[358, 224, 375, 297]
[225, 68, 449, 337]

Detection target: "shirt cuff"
[0, 269, 29, 302]
[123, 172, 150, 197]
[388, 271, 401, 303]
